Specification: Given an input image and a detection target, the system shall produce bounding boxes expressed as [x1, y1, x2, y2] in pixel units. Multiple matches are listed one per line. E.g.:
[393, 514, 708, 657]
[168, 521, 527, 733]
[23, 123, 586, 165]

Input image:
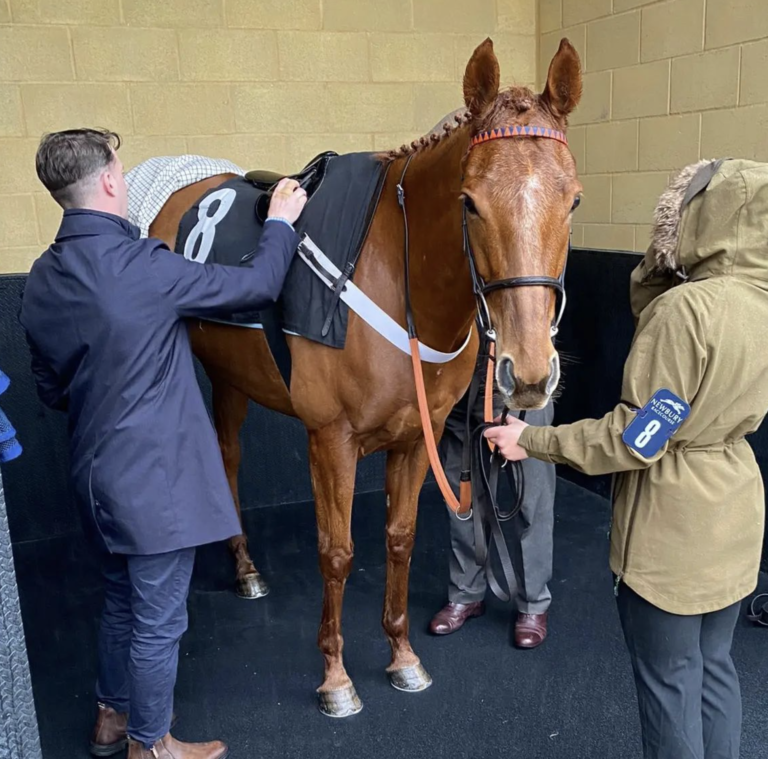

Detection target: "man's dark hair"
[35, 128, 122, 209]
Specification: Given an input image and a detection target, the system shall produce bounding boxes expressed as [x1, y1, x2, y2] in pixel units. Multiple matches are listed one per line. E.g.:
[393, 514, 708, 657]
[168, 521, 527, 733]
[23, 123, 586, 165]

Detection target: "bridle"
[468, 125, 570, 316]
[398, 123, 570, 356]
[464, 126, 570, 348]
[463, 203, 568, 345]
[397, 122, 573, 602]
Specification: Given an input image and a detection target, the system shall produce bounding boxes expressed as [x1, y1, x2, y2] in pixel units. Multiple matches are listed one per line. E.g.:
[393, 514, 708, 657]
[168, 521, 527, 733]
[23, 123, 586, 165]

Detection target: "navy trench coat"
[19, 209, 299, 555]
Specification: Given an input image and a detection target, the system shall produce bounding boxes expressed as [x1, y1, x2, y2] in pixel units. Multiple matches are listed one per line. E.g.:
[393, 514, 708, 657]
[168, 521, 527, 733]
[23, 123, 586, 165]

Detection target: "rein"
[397, 123, 571, 601]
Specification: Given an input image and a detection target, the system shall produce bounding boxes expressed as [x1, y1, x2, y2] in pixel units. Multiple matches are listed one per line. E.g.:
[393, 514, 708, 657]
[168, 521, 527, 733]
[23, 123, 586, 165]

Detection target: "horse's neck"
[398, 129, 476, 351]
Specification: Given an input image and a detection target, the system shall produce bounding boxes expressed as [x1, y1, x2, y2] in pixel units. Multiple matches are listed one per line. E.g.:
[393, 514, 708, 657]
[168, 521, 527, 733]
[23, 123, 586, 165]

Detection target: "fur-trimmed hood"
[649, 158, 768, 284]
[650, 159, 717, 272]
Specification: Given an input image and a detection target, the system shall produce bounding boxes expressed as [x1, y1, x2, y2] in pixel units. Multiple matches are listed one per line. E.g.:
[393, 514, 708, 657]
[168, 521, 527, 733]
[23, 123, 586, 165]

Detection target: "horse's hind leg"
[211, 377, 269, 599]
[383, 442, 432, 692]
[309, 423, 362, 717]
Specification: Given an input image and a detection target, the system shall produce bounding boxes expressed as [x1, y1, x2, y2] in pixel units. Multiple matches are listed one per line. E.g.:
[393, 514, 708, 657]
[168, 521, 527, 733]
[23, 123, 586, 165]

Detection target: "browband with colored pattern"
[470, 124, 568, 149]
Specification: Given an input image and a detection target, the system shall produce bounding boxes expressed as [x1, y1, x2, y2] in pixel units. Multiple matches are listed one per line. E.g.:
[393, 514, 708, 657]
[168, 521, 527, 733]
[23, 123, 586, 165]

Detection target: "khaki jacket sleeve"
[519, 291, 707, 476]
[629, 246, 677, 323]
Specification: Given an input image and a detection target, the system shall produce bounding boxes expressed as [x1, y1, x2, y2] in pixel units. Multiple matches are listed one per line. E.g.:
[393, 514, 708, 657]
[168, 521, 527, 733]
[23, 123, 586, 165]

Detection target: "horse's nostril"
[546, 354, 560, 395]
[498, 357, 515, 395]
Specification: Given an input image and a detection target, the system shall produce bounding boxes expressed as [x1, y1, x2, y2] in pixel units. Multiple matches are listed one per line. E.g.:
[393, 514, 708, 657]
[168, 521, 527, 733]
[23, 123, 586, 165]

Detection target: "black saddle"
[246, 151, 337, 224]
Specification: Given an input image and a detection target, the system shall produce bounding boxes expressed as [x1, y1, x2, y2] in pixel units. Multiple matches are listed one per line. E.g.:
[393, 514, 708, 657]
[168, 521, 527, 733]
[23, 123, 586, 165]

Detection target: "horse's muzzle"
[496, 354, 559, 409]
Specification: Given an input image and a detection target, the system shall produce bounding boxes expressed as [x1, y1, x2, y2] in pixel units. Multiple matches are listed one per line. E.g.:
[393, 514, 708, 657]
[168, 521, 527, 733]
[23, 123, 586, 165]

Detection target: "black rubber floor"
[14, 479, 768, 759]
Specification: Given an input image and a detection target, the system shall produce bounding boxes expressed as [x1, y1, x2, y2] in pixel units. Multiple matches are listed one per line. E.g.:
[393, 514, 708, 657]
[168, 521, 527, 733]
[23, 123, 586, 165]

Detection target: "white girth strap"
[298, 235, 471, 364]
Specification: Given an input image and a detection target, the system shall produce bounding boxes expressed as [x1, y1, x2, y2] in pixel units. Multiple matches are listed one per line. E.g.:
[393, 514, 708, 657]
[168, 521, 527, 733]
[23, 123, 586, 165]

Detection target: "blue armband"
[622, 389, 690, 457]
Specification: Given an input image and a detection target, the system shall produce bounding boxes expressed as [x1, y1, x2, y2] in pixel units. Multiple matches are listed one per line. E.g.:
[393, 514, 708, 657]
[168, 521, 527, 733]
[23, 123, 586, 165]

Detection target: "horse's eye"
[571, 196, 581, 212]
[463, 195, 479, 216]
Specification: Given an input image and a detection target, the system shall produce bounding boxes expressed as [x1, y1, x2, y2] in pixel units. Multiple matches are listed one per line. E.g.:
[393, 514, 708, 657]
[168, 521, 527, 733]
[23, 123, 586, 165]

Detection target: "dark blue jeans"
[95, 548, 196, 749]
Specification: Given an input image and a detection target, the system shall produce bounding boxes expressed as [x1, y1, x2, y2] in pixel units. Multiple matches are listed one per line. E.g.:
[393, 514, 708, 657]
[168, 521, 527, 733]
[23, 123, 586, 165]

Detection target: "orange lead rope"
[409, 337, 472, 515]
[484, 341, 495, 423]
[484, 341, 496, 452]
[409, 336, 499, 516]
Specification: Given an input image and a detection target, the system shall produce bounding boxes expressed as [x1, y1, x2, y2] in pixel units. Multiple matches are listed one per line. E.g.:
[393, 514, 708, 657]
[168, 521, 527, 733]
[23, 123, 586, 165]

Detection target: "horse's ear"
[541, 38, 582, 118]
[463, 38, 500, 117]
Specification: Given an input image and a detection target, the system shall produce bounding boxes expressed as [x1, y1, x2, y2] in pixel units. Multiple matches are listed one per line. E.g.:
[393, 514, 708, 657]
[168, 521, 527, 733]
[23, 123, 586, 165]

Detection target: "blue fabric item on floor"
[0, 371, 22, 461]
[0, 407, 16, 444]
[0, 436, 22, 463]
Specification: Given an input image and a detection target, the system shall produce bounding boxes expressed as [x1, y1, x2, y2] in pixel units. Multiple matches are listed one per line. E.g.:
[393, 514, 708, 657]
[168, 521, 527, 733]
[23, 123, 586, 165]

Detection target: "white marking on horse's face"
[518, 175, 542, 243]
[522, 174, 541, 201]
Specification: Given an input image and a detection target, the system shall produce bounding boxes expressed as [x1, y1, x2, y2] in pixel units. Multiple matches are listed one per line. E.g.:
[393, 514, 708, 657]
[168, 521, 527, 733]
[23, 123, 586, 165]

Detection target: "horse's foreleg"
[211, 378, 268, 599]
[383, 441, 433, 693]
[309, 423, 362, 718]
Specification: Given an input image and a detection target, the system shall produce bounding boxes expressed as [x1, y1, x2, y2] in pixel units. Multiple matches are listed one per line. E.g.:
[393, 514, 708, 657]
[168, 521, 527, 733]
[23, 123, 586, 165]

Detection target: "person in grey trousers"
[429, 339, 556, 648]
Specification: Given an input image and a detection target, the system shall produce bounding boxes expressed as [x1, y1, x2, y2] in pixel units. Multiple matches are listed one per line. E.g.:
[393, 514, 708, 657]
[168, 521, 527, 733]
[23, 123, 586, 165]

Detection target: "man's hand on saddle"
[267, 178, 308, 225]
[484, 415, 530, 462]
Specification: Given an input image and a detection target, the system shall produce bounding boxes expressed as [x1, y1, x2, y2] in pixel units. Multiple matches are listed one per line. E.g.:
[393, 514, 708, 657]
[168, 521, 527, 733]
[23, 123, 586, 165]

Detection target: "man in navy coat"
[19, 128, 306, 759]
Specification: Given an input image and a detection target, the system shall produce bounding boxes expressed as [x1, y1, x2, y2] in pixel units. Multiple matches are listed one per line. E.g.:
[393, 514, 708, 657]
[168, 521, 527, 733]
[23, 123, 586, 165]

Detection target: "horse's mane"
[380, 87, 540, 163]
[381, 108, 472, 162]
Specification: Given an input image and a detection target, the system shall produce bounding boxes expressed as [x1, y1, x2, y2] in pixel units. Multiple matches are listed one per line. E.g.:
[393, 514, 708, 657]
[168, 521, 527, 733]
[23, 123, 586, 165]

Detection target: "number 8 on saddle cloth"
[174, 150, 389, 353]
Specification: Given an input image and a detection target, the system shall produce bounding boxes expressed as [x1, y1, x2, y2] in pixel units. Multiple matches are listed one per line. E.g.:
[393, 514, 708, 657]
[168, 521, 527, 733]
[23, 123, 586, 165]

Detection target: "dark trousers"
[616, 583, 742, 759]
[438, 357, 556, 612]
[95, 548, 196, 749]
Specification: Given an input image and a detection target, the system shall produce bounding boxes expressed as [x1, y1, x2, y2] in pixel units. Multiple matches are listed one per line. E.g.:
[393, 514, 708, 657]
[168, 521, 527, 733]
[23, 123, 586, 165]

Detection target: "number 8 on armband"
[634, 419, 661, 449]
[622, 389, 691, 458]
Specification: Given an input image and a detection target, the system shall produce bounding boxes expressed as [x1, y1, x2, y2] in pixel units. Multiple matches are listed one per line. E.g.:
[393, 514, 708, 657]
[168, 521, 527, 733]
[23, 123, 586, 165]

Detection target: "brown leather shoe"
[514, 612, 548, 649]
[127, 733, 228, 759]
[429, 601, 485, 635]
[90, 704, 178, 757]
[90, 704, 128, 757]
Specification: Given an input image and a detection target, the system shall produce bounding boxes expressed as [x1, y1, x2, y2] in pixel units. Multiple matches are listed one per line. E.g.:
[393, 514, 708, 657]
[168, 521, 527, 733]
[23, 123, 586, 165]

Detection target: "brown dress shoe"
[429, 601, 485, 635]
[90, 703, 128, 757]
[91, 704, 178, 757]
[514, 612, 548, 649]
[127, 733, 228, 759]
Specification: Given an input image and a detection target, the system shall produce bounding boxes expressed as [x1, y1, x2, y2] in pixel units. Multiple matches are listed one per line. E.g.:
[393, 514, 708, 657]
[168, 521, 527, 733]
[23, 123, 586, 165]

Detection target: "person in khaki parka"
[485, 158, 768, 759]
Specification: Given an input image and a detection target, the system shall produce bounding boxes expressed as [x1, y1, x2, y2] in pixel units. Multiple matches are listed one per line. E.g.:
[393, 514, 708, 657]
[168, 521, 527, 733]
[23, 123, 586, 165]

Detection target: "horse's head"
[460, 38, 582, 410]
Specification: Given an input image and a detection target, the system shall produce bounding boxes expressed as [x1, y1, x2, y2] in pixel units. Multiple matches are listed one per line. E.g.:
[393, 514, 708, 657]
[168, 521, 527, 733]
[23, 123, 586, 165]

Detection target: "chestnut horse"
[148, 38, 582, 716]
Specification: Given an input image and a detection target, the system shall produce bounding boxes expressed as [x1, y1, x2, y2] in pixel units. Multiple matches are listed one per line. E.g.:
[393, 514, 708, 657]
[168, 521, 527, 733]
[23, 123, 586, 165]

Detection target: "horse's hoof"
[388, 663, 433, 693]
[236, 572, 269, 599]
[318, 685, 363, 718]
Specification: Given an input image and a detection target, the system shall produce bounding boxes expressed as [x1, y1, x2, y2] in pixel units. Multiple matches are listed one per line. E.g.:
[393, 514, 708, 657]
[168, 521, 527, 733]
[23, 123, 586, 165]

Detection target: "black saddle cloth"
[174, 151, 388, 350]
